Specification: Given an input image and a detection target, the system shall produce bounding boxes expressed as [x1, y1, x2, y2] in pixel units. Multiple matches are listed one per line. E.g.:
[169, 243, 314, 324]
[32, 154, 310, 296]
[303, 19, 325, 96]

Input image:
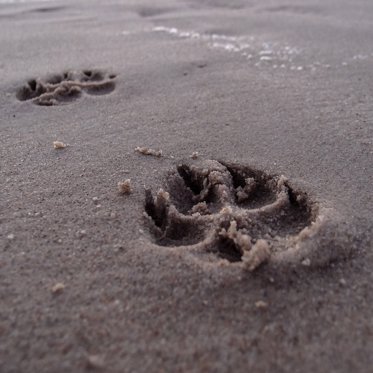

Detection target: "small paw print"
[16, 69, 116, 106]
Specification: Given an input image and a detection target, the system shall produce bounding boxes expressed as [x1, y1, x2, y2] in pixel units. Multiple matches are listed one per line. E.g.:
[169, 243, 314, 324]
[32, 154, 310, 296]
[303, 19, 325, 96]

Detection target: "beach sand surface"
[0, 0, 372, 372]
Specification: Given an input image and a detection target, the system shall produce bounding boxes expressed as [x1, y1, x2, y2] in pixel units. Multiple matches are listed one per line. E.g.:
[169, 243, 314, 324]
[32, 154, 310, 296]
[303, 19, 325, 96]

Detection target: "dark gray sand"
[0, 0, 372, 372]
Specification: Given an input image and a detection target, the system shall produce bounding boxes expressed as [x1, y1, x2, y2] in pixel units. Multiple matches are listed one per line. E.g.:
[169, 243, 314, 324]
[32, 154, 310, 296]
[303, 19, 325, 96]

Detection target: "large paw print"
[144, 160, 347, 270]
[16, 69, 116, 106]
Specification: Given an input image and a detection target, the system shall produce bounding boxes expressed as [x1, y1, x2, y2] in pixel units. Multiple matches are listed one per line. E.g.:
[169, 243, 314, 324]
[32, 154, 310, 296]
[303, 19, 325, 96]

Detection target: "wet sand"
[0, 0, 372, 372]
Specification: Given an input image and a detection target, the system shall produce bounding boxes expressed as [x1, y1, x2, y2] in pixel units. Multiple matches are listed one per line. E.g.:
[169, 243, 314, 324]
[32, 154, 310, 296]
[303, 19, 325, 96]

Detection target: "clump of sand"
[51, 283, 65, 294]
[235, 177, 256, 203]
[118, 179, 132, 195]
[135, 146, 162, 157]
[190, 152, 199, 159]
[218, 220, 270, 271]
[86, 355, 105, 370]
[53, 141, 67, 149]
[255, 300, 269, 309]
[190, 202, 210, 215]
[219, 220, 252, 253]
[242, 239, 271, 271]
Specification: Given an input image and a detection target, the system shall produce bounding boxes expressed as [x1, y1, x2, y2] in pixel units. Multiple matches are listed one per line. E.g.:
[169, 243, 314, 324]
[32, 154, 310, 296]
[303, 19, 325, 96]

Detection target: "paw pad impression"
[144, 160, 350, 270]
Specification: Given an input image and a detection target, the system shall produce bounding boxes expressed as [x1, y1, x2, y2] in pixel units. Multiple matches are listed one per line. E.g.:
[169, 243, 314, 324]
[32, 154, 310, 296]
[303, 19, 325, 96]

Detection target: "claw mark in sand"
[143, 159, 354, 270]
[16, 70, 116, 106]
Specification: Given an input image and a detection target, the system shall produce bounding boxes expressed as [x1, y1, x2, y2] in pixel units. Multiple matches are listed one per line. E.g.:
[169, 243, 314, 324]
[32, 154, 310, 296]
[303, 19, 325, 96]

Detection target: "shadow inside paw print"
[16, 70, 116, 106]
[144, 160, 347, 270]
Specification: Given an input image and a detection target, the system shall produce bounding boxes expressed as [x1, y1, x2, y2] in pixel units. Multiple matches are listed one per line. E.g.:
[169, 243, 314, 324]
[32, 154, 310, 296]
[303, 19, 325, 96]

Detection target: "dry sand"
[0, 0, 372, 372]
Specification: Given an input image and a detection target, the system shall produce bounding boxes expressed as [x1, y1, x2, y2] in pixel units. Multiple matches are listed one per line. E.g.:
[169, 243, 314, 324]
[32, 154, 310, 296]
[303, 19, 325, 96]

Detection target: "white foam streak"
[152, 25, 302, 70]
